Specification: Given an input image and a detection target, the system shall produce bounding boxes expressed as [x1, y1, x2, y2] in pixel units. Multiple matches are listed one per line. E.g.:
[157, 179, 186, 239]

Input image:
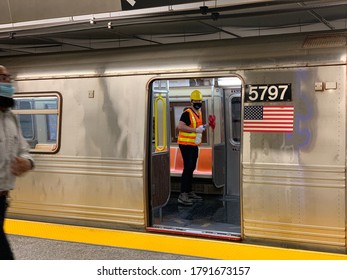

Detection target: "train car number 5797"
[245, 84, 292, 102]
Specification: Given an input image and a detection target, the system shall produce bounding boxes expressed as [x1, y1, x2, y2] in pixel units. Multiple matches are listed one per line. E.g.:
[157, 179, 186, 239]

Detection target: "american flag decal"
[243, 105, 294, 133]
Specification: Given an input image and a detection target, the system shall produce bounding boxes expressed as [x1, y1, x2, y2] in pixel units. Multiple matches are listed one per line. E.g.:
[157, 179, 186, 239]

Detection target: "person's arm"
[11, 156, 33, 176]
[178, 111, 196, 132]
[177, 120, 197, 133]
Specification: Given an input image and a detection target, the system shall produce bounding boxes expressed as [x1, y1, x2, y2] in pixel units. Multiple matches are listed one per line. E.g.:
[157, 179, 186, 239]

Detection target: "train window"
[13, 93, 61, 153]
[231, 96, 241, 143]
[17, 101, 35, 140]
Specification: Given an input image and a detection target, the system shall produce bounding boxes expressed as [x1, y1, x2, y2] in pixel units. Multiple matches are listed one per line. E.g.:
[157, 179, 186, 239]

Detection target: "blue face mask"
[0, 83, 15, 98]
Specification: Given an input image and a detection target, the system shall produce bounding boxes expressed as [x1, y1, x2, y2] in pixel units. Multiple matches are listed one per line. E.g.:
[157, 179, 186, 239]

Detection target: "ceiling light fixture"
[89, 17, 96, 24]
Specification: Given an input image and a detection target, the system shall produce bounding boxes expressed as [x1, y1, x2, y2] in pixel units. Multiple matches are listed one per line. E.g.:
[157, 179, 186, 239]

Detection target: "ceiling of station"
[1, 0, 347, 57]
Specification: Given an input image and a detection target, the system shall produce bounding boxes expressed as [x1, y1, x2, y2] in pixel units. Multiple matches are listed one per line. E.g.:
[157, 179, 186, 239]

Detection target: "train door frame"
[146, 74, 244, 241]
[222, 88, 242, 227]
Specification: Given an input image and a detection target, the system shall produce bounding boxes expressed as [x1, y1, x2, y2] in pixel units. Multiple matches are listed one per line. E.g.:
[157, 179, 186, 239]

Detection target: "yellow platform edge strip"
[5, 219, 347, 260]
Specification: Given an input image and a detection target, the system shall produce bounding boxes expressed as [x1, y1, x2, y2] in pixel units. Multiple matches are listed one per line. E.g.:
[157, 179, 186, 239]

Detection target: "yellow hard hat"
[190, 90, 203, 101]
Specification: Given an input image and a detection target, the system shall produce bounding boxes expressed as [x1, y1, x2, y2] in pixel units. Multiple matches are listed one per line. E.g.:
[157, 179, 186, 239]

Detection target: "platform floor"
[8, 234, 203, 260]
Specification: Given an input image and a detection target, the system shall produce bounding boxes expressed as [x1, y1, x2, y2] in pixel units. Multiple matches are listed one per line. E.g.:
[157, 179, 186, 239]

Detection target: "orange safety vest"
[177, 108, 203, 146]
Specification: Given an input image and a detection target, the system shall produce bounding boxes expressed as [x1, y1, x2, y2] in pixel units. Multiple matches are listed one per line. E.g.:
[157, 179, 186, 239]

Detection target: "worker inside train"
[176, 90, 206, 206]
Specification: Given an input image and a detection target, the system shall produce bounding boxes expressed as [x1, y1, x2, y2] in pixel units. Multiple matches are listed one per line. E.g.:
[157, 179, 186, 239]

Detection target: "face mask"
[0, 83, 15, 98]
[193, 102, 202, 110]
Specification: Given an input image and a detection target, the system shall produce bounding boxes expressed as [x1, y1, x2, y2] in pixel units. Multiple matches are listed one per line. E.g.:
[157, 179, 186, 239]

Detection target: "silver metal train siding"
[2, 30, 347, 254]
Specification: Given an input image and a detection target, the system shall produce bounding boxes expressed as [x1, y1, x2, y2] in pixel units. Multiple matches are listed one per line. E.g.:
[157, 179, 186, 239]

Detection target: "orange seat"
[170, 146, 212, 177]
[196, 148, 212, 174]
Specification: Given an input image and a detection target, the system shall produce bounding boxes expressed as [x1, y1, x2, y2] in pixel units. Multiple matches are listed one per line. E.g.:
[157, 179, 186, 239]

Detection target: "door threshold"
[147, 226, 241, 241]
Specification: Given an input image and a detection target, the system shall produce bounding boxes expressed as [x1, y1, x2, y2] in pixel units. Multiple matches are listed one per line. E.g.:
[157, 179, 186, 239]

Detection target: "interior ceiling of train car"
[1, 0, 347, 57]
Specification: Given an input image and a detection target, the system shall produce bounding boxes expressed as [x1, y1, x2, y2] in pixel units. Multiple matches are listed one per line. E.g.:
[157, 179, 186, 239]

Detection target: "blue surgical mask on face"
[0, 83, 15, 98]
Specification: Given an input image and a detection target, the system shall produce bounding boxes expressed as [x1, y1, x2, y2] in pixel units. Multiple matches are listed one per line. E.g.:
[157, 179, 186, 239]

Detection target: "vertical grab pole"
[154, 94, 167, 152]
[210, 78, 215, 173]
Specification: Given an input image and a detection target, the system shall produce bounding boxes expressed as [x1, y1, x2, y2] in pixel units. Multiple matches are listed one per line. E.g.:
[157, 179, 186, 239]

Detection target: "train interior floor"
[152, 186, 241, 237]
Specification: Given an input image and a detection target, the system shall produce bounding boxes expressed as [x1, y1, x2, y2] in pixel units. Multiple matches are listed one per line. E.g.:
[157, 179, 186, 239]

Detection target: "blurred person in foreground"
[0, 65, 34, 260]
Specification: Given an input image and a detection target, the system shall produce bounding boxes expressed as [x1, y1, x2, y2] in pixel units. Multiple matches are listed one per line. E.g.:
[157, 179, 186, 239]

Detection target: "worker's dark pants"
[179, 144, 199, 194]
[0, 195, 14, 260]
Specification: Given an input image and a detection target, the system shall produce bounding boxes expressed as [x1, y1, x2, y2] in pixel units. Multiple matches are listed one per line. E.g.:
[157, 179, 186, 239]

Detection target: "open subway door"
[212, 78, 242, 230]
[211, 86, 226, 189]
[150, 81, 171, 209]
[148, 77, 241, 241]
[223, 87, 241, 225]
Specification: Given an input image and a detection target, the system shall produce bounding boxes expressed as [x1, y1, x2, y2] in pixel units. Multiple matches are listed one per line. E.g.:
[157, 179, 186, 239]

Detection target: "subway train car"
[2, 29, 347, 254]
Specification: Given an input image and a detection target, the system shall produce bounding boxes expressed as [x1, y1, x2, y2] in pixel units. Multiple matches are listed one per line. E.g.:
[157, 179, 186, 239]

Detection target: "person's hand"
[208, 115, 216, 129]
[196, 125, 205, 133]
[11, 157, 32, 176]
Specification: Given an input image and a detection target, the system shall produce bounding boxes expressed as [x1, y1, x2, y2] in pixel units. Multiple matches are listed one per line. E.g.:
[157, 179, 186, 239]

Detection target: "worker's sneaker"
[188, 192, 203, 201]
[178, 193, 193, 206]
